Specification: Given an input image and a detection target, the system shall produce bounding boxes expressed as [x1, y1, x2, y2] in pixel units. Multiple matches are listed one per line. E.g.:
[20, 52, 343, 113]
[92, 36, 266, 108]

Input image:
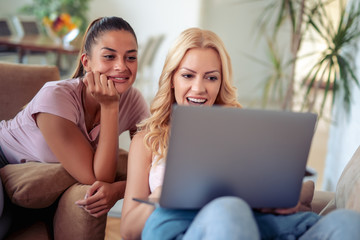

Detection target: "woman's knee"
[321, 209, 360, 237]
[326, 209, 360, 223]
[201, 196, 254, 221]
[184, 197, 260, 240]
[207, 196, 251, 210]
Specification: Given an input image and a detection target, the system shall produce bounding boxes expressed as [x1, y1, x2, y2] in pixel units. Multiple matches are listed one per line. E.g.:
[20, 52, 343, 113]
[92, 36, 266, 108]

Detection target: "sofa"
[310, 144, 360, 216]
[0, 61, 128, 239]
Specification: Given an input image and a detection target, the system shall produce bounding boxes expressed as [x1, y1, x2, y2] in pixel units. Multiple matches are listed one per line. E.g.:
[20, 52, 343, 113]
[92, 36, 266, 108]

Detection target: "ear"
[81, 53, 91, 72]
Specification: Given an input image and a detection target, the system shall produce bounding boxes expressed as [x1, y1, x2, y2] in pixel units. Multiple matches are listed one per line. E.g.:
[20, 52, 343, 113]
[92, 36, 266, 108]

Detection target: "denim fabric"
[142, 206, 198, 240]
[142, 196, 360, 240]
[142, 196, 260, 240]
[254, 211, 320, 240]
[299, 209, 360, 240]
[183, 197, 260, 240]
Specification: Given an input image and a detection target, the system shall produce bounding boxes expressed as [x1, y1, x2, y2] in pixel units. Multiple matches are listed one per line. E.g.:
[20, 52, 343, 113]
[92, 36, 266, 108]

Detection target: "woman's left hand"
[83, 71, 120, 107]
[75, 180, 126, 217]
[257, 201, 301, 215]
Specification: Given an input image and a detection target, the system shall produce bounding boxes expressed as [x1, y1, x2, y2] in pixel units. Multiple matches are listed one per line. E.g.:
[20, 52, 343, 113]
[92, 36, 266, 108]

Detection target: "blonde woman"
[120, 28, 360, 240]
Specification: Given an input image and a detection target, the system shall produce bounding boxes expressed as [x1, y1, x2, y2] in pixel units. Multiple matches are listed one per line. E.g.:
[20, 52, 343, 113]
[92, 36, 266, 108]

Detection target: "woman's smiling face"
[82, 30, 138, 94]
[172, 47, 222, 106]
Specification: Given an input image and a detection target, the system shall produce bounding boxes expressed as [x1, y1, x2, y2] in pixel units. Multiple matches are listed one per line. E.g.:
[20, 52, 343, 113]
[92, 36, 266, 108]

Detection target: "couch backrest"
[0, 61, 60, 120]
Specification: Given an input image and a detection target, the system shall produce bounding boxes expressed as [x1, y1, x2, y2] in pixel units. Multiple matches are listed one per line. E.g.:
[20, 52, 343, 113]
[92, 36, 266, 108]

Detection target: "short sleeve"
[29, 80, 82, 125]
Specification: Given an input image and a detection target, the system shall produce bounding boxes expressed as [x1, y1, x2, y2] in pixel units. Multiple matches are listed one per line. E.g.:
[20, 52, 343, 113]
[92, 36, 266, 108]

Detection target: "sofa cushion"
[0, 162, 76, 208]
[53, 183, 107, 240]
[335, 145, 360, 212]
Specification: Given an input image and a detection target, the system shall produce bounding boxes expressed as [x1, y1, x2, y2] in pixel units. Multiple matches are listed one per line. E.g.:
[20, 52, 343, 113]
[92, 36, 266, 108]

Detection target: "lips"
[109, 76, 130, 83]
[187, 97, 207, 105]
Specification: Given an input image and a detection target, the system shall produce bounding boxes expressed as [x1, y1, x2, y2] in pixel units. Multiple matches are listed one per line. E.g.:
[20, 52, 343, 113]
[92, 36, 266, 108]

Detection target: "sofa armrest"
[311, 190, 335, 215]
[53, 183, 107, 240]
[53, 148, 128, 240]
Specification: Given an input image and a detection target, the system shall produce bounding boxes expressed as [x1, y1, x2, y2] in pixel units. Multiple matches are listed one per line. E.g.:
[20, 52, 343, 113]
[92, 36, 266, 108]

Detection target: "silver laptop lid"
[160, 105, 317, 209]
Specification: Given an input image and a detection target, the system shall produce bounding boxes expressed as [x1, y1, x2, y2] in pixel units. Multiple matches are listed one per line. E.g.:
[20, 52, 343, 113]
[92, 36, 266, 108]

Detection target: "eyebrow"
[101, 47, 138, 54]
[181, 67, 220, 75]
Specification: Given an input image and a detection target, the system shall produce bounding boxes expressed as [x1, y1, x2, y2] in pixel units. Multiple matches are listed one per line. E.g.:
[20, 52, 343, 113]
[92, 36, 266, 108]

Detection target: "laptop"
[134, 105, 317, 210]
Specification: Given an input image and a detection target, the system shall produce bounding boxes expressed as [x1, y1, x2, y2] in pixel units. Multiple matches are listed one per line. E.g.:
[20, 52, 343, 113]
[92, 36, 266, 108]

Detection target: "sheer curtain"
[323, 0, 360, 191]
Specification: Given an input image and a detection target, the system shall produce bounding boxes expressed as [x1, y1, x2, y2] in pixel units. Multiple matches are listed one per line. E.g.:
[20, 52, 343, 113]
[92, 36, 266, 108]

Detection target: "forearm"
[120, 203, 155, 240]
[94, 105, 119, 182]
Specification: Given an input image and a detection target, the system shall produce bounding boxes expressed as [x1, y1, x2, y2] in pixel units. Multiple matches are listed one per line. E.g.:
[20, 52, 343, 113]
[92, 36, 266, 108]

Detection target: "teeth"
[187, 97, 206, 103]
[114, 77, 127, 80]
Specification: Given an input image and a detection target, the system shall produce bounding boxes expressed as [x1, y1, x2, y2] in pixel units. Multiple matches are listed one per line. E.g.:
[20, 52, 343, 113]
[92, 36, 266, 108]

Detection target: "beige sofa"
[0, 62, 128, 239]
[311, 145, 360, 216]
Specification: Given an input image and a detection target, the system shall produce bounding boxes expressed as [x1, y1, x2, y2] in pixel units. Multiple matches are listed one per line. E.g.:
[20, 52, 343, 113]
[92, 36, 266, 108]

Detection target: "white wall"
[0, 0, 31, 17]
[88, 0, 202, 44]
[200, 0, 290, 106]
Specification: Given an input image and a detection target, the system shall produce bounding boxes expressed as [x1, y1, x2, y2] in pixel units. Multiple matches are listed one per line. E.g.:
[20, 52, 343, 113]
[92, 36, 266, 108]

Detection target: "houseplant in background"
[19, 0, 91, 36]
[42, 13, 80, 45]
[250, 0, 360, 117]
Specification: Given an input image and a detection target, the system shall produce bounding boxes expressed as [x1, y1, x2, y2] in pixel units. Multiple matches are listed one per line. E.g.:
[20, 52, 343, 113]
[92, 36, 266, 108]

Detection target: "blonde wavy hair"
[137, 27, 242, 164]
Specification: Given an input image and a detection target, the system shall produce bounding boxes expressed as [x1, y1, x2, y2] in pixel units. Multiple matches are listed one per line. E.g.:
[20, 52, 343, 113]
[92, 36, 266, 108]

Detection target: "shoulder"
[30, 78, 83, 123]
[131, 131, 147, 145]
[130, 131, 151, 155]
[39, 78, 82, 99]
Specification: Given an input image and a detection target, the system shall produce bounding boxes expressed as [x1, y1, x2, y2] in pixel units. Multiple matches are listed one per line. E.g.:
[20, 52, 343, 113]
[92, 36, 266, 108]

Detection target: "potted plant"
[250, 0, 360, 117]
[19, 0, 91, 34]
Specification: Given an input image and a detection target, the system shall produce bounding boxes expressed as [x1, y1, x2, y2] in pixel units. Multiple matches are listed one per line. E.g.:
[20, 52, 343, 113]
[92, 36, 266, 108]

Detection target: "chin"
[115, 83, 132, 94]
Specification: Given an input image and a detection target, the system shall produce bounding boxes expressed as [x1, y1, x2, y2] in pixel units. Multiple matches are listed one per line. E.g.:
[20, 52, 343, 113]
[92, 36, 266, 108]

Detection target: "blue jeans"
[142, 196, 360, 240]
[142, 196, 260, 240]
[299, 209, 360, 240]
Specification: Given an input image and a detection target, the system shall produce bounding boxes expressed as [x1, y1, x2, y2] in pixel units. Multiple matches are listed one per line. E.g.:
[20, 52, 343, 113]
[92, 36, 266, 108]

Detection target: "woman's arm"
[37, 113, 97, 184]
[36, 72, 120, 184]
[85, 71, 119, 182]
[120, 132, 155, 240]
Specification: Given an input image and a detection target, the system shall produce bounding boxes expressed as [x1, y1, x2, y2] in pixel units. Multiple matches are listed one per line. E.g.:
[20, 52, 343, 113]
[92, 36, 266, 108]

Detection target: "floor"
[105, 217, 122, 240]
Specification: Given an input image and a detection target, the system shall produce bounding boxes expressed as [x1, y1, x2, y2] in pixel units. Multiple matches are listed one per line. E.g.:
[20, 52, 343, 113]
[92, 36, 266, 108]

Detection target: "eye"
[182, 74, 194, 79]
[103, 55, 115, 60]
[207, 75, 219, 81]
[127, 56, 137, 62]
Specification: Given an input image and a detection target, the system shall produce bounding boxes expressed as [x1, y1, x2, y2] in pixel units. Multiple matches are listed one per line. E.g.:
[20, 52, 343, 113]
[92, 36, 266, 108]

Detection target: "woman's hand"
[75, 180, 126, 218]
[83, 71, 120, 107]
[256, 201, 301, 215]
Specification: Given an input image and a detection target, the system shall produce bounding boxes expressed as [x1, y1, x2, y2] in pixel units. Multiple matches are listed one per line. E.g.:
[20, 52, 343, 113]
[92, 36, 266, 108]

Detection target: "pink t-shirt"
[0, 78, 149, 164]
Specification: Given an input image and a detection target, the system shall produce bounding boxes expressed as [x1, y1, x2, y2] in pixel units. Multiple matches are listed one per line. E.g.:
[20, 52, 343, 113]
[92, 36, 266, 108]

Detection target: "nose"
[191, 77, 206, 93]
[115, 58, 127, 72]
